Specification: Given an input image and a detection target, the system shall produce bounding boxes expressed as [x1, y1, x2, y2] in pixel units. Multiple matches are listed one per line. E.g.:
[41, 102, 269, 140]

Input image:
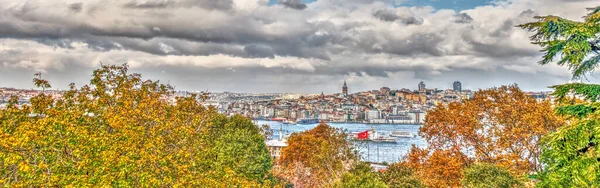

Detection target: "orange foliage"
[408, 85, 564, 187]
[277, 123, 355, 187]
[408, 147, 468, 188]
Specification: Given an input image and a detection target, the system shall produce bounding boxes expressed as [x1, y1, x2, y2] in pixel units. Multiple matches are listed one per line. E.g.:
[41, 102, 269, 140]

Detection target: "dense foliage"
[277, 123, 355, 187]
[408, 85, 564, 187]
[461, 163, 520, 188]
[518, 7, 600, 79]
[520, 6, 600, 187]
[535, 83, 600, 186]
[379, 162, 423, 188]
[333, 162, 387, 188]
[407, 147, 467, 187]
[0, 65, 275, 187]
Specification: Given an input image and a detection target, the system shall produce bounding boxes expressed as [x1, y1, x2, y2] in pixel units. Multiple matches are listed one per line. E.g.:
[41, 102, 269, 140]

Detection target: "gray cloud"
[381, 33, 444, 56]
[0, 0, 597, 93]
[373, 9, 401, 21]
[122, 0, 233, 10]
[244, 44, 276, 58]
[455, 13, 473, 23]
[68, 3, 83, 13]
[280, 0, 307, 10]
[373, 9, 423, 25]
[123, 0, 175, 9]
[519, 9, 536, 17]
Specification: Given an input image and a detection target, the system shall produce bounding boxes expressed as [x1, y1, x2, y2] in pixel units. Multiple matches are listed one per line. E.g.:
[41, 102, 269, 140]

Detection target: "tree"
[379, 162, 423, 188]
[407, 85, 564, 187]
[518, 7, 600, 79]
[407, 147, 467, 188]
[0, 64, 276, 187]
[333, 162, 387, 188]
[519, 7, 600, 187]
[277, 123, 355, 187]
[199, 115, 274, 183]
[461, 163, 520, 188]
[534, 84, 600, 187]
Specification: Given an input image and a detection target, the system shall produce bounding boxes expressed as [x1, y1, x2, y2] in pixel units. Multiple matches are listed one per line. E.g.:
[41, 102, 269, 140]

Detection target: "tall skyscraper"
[418, 81, 426, 92]
[453, 81, 462, 92]
[342, 81, 348, 95]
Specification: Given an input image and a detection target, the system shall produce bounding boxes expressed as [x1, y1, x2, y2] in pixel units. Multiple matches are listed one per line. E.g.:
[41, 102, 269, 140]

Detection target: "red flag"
[357, 130, 369, 139]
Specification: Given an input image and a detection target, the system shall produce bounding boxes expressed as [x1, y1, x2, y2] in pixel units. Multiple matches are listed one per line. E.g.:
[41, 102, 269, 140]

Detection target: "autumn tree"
[277, 123, 355, 187]
[379, 162, 424, 188]
[461, 163, 520, 188]
[408, 85, 564, 187]
[519, 6, 600, 186]
[333, 162, 387, 188]
[407, 147, 467, 187]
[0, 64, 276, 187]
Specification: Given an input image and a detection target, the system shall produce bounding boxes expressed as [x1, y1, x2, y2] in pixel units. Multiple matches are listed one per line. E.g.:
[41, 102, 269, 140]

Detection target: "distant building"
[418, 81, 426, 92]
[380, 87, 391, 95]
[342, 81, 348, 96]
[453, 81, 462, 92]
[527, 92, 550, 102]
[266, 139, 287, 161]
[266, 126, 288, 169]
[366, 109, 381, 120]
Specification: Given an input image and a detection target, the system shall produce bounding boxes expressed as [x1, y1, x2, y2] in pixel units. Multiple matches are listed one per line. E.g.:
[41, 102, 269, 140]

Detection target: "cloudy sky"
[0, 0, 598, 93]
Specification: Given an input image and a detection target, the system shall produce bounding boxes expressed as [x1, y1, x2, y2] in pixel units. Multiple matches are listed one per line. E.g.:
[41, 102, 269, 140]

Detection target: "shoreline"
[256, 120, 422, 126]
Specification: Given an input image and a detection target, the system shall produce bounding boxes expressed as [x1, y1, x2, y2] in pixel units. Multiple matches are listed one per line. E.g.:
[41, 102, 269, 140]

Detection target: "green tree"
[379, 162, 423, 188]
[200, 115, 274, 183]
[334, 162, 387, 188]
[519, 7, 600, 187]
[461, 163, 520, 188]
[518, 7, 600, 79]
[0, 64, 276, 187]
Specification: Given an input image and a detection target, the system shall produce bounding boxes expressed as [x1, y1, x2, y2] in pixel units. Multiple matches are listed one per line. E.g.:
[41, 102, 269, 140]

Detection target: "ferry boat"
[371, 136, 397, 143]
[389, 131, 415, 138]
[270, 117, 287, 122]
[296, 118, 320, 124]
[348, 127, 397, 143]
[282, 120, 297, 125]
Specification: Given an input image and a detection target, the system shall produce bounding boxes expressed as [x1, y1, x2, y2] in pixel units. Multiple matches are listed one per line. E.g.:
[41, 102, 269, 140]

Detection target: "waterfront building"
[366, 109, 381, 120]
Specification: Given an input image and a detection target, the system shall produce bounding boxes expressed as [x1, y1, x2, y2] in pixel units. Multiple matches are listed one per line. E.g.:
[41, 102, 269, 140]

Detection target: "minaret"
[279, 124, 283, 141]
[342, 80, 348, 95]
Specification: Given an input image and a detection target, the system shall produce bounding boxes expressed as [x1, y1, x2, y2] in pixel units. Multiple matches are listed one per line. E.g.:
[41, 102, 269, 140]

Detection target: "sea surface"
[257, 120, 428, 164]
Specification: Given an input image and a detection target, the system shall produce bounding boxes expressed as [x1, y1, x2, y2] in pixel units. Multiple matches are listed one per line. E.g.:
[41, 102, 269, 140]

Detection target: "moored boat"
[282, 119, 297, 125]
[348, 127, 397, 143]
[271, 117, 287, 122]
[296, 118, 319, 124]
[371, 136, 397, 143]
[390, 131, 414, 138]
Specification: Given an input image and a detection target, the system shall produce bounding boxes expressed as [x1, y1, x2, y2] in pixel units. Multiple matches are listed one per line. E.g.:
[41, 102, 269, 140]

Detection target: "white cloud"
[0, 0, 597, 93]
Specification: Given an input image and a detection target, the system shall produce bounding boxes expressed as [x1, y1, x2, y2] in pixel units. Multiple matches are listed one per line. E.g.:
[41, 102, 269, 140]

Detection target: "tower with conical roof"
[342, 81, 348, 96]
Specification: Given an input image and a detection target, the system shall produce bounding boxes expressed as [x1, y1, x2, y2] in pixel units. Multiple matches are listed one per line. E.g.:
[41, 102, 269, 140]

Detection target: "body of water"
[257, 120, 427, 164]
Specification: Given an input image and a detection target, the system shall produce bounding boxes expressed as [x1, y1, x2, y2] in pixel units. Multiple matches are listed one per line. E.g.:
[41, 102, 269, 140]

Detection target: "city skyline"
[0, 79, 553, 96]
[0, 0, 598, 93]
